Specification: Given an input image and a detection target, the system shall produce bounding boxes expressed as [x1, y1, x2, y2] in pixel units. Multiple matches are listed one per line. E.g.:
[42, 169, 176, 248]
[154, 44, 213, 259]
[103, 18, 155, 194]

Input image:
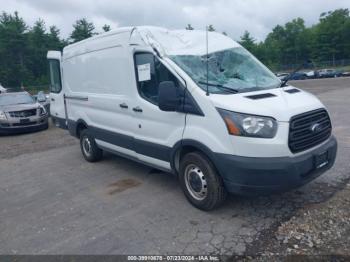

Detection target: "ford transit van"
[47, 26, 337, 210]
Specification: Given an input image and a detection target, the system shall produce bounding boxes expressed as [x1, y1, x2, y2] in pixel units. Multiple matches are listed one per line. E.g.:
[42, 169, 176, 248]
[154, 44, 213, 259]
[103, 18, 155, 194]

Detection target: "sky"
[1, 0, 350, 41]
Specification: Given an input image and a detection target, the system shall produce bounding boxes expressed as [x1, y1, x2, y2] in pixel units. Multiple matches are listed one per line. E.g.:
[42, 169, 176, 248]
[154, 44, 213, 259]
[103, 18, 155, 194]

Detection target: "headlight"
[217, 108, 277, 138]
[0, 111, 7, 120]
[39, 106, 47, 116]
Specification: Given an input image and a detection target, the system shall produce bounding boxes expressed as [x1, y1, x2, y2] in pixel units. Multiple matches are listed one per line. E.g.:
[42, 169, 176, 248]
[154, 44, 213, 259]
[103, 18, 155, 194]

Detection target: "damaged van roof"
[63, 26, 241, 59]
[134, 26, 241, 56]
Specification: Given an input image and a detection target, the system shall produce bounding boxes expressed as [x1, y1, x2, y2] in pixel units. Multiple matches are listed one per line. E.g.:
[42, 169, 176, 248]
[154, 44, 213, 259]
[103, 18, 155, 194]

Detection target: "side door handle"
[51, 98, 55, 101]
[132, 106, 143, 112]
[119, 103, 128, 109]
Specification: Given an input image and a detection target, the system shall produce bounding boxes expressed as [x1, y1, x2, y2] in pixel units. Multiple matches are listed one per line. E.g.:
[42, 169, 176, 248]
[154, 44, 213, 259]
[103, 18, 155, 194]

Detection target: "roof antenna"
[206, 26, 209, 96]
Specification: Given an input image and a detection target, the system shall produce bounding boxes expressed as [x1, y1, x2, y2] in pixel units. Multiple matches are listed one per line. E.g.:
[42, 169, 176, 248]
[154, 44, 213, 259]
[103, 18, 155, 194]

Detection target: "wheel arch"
[170, 139, 218, 176]
[68, 119, 89, 138]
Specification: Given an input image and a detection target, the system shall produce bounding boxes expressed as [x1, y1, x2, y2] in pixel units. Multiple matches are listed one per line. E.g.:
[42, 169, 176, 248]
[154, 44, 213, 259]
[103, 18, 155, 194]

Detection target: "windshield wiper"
[280, 60, 313, 87]
[198, 81, 239, 94]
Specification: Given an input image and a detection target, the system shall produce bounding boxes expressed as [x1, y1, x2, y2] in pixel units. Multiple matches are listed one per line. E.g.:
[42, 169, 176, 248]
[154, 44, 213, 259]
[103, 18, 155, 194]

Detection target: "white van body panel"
[63, 32, 137, 157]
[47, 51, 65, 123]
[60, 28, 187, 169]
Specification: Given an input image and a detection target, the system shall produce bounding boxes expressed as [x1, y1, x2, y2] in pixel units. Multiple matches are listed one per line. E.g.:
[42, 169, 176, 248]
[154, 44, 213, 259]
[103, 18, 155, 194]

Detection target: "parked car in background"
[318, 69, 343, 78]
[305, 70, 319, 79]
[33, 91, 50, 115]
[289, 71, 307, 80]
[0, 92, 49, 134]
[342, 71, 350, 77]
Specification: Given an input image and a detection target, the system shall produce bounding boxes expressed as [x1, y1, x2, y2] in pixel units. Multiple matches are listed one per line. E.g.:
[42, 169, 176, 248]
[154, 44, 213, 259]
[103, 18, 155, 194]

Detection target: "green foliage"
[0, 9, 349, 89]
[185, 24, 194, 30]
[0, 11, 28, 87]
[239, 31, 256, 53]
[240, 9, 350, 70]
[70, 18, 96, 43]
[102, 24, 111, 32]
[0, 13, 95, 88]
[207, 25, 215, 32]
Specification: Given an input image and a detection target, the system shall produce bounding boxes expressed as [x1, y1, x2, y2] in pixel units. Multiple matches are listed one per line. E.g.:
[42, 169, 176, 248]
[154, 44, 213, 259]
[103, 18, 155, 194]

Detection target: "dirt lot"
[0, 77, 349, 256]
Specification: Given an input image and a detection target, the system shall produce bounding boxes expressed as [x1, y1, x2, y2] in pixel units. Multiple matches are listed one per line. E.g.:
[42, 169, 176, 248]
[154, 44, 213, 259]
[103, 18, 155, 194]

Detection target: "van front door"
[132, 52, 186, 171]
[47, 51, 65, 128]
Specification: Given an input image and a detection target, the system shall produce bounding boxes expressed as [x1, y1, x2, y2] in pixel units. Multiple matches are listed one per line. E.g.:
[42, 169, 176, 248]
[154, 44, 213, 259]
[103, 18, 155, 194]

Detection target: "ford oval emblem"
[311, 123, 322, 133]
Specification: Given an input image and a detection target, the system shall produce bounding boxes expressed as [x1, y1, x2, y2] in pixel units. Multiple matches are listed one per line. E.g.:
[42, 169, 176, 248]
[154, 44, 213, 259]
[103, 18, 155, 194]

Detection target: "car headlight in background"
[217, 108, 277, 138]
[0, 111, 7, 120]
[39, 105, 47, 116]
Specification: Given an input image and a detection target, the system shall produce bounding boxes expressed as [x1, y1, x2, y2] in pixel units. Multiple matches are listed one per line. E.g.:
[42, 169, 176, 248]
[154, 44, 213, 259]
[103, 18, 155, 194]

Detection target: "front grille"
[12, 121, 37, 127]
[8, 109, 37, 118]
[289, 109, 332, 153]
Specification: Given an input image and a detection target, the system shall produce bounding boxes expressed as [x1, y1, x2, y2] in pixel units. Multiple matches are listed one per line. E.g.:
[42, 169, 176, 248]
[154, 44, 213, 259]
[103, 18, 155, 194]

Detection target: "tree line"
[187, 9, 350, 71]
[0, 13, 109, 88]
[0, 8, 349, 88]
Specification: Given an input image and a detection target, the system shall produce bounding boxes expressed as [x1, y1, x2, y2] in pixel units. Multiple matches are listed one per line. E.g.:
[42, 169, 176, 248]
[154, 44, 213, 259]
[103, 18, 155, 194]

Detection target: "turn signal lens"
[223, 116, 240, 135]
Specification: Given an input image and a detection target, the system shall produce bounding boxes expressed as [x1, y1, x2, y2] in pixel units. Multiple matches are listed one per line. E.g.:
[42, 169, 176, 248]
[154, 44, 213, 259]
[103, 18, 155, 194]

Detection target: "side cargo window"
[134, 53, 179, 105]
[48, 59, 62, 93]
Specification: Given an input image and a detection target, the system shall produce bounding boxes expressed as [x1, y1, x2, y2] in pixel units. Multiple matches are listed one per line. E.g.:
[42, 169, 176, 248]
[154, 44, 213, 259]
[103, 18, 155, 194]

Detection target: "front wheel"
[80, 129, 103, 162]
[179, 152, 227, 211]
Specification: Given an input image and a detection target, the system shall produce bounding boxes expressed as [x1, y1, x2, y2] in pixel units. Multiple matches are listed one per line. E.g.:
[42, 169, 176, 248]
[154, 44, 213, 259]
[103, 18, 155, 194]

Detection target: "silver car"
[0, 92, 49, 134]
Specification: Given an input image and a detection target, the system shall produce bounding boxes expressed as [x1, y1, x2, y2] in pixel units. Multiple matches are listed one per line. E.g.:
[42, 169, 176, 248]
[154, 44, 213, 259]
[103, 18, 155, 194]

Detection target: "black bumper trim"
[214, 136, 337, 195]
[0, 121, 48, 134]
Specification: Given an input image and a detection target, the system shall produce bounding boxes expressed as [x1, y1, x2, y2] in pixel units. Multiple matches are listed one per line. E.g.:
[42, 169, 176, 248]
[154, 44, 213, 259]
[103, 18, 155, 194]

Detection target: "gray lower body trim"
[96, 139, 172, 173]
[90, 126, 172, 163]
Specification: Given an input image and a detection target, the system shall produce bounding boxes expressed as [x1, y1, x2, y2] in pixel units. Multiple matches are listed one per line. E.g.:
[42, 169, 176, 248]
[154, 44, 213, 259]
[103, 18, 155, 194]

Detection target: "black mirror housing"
[158, 81, 180, 112]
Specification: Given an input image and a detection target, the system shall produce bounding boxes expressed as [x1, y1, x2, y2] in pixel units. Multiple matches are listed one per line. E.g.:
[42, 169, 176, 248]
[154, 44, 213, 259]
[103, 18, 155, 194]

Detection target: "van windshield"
[170, 47, 281, 94]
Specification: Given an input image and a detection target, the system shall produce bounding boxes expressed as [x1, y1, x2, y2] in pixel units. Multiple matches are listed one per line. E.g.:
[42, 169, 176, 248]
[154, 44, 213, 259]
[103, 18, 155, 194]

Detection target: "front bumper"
[0, 118, 48, 134]
[214, 136, 337, 195]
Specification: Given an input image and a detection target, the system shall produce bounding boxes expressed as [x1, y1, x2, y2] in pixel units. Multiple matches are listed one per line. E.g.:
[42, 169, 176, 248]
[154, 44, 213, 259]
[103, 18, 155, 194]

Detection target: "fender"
[170, 139, 218, 175]
[68, 118, 88, 138]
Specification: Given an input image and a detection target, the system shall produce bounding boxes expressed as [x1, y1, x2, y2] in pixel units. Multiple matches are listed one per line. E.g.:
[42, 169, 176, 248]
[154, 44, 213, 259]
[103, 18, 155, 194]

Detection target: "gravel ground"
[0, 119, 77, 159]
[245, 183, 350, 259]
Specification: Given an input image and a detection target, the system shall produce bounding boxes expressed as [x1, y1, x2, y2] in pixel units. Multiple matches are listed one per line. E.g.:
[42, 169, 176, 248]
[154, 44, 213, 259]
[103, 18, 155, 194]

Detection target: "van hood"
[209, 87, 324, 122]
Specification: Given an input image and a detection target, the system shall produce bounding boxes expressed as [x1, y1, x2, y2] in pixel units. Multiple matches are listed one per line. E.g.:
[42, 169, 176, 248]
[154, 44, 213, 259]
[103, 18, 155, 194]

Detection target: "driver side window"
[135, 53, 179, 105]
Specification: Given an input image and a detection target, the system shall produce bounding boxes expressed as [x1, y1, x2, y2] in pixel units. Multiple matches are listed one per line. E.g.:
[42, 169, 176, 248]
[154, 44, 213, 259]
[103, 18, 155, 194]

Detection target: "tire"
[179, 152, 227, 211]
[80, 129, 103, 162]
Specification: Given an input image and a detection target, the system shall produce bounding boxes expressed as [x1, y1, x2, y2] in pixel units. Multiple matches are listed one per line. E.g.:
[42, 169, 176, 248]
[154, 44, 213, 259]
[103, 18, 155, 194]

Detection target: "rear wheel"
[80, 129, 103, 162]
[179, 152, 227, 211]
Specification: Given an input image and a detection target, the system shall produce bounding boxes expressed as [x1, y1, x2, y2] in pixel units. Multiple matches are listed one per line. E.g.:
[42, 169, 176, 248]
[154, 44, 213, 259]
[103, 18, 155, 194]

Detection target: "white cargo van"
[47, 26, 337, 210]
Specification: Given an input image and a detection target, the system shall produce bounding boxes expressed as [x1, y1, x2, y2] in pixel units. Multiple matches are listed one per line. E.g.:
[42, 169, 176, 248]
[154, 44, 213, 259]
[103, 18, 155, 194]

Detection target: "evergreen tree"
[185, 24, 194, 30]
[70, 18, 96, 43]
[102, 24, 111, 32]
[207, 25, 215, 31]
[0, 11, 29, 87]
[239, 31, 256, 53]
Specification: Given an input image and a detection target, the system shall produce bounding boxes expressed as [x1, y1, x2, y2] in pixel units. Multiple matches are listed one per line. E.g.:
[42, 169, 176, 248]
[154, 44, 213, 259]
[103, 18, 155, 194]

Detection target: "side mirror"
[158, 81, 180, 112]
[37, 91, 46, 102]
